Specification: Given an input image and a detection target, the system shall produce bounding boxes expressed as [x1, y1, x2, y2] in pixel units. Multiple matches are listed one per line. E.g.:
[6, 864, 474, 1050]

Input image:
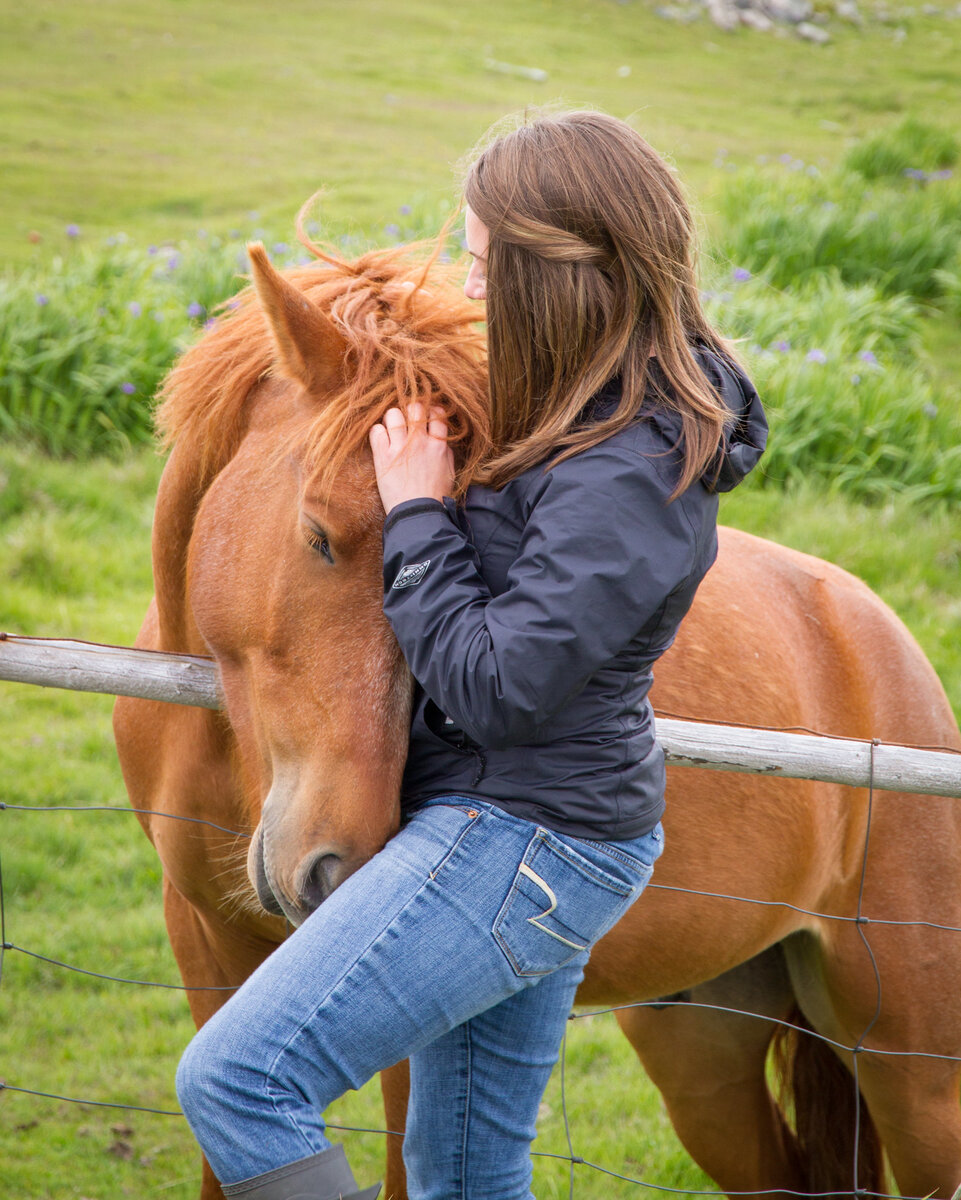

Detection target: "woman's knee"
[175, 1019, 240, 1128]
[175, 1026, 211, 1125]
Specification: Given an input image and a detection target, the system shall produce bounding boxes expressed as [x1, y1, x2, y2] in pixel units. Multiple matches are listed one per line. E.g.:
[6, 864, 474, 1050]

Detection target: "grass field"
[2, 1, 961, 1197]
[6, 0, 961, 262]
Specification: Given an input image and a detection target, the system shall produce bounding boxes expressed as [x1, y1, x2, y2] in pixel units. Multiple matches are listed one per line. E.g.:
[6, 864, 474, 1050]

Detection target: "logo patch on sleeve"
[391, 559, 431, 589]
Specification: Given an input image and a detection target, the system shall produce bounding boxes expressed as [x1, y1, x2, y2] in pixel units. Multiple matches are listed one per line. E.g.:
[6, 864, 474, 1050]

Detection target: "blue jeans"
[176, 797, 663, 1199]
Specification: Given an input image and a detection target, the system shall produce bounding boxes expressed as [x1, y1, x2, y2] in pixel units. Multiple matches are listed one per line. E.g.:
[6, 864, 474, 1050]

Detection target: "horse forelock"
[155, 245, 491, 495]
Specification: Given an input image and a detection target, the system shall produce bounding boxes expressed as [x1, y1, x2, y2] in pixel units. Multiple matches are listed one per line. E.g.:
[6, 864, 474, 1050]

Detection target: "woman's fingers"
[368, 402, 455, 514]
[428, 405, 448, 440]
[382, 407, 407, 440]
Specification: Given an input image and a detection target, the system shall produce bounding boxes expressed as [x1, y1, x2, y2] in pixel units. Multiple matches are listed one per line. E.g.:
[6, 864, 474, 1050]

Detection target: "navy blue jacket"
[381, 348, 766, 840]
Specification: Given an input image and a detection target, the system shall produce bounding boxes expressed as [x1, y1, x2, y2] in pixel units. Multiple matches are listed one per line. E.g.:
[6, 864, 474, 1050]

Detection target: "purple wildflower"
[932, 168, 953, 181]
[36, 293, 49, 306]
[187, 301, 205, 319]
[806, 349, 828, 364]
[121, 382, 136, 395]
[128, 301, 142, 317]
[227, 299, 242, 310]
[399, 205, 412, 216]
[272, 242, 289, 256]
[148, 245, 158, 255]
[65, 223, 80, 238]
[204, 317, 218, 330]
[385, 223, 401, 238]
[859, 350, 879, 366]
[904, 167, 926, 181]
[167, 253, 180, 271]
[779, 153, 793, 165]
[773, 340, 791, 353]
[732, 267, 752, 283]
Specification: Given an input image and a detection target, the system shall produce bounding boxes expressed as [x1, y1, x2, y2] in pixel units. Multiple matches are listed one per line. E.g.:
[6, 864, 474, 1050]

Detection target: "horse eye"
[304, 527, 334, 564]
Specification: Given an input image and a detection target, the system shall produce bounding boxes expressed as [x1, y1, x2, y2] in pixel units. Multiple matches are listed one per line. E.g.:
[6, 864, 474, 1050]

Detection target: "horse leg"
[786, 923, 961, 1198]
[162, 877, 282, 1200]
[614, 945, 803, 1200]
[853, 1054, 961, 1198]
[380, 1060, 410, 1200]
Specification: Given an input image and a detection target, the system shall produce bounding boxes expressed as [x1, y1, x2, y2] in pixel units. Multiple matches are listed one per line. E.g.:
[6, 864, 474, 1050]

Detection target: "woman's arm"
[378, 436, 704, 750]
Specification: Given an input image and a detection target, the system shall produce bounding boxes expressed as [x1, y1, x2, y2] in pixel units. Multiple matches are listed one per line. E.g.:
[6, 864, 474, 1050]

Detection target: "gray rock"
[761, 0, 813, 22]
[835, 0, 863, 22]
[740, 7, 775, 25]
[707, 0, 741, 29]
[797, 19, 832, 38]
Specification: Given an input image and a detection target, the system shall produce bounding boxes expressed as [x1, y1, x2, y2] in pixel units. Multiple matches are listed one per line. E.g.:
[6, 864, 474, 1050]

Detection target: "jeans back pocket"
[492, 828, 641, 978]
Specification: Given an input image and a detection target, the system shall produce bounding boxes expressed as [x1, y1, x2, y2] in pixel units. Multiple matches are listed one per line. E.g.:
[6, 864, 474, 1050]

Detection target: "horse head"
[156, 239, 488, 925]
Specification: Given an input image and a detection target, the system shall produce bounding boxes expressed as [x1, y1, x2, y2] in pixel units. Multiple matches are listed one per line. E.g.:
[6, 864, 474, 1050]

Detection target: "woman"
[176, 110, 767, 1200]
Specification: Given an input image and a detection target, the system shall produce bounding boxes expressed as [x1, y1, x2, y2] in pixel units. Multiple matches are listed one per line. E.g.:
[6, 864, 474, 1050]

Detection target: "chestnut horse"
[114, 241, 961, 1200]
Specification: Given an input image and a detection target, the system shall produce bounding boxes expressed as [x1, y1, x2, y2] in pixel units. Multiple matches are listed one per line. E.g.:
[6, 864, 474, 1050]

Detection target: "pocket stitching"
[577, 836, 657, 876]
[427, 811, 481, 881]
[492, 832, 633, 978]
[535, 829, 633, 898]
[517, 862, 588, 951]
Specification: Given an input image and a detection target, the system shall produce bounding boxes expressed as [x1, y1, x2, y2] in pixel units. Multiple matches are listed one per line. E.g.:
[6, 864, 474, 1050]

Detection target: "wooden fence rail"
[3, 632, 961, 800]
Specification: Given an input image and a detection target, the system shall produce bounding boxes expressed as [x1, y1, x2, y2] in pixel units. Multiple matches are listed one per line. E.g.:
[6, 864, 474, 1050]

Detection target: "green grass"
[843, 112, 959, 180]
[5, 1, 961, 265]
[6, 127, 960, 501]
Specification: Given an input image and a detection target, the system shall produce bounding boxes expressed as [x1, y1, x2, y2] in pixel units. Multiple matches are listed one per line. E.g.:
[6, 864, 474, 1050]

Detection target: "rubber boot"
[220, 1144, 381, 1199]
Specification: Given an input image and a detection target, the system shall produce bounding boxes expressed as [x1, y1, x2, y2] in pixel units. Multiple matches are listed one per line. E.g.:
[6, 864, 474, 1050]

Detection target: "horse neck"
[152, 435, 233, 655]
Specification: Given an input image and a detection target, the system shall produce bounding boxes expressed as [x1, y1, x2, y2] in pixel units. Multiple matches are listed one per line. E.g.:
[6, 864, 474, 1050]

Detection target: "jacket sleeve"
[380, 443, 700, 750]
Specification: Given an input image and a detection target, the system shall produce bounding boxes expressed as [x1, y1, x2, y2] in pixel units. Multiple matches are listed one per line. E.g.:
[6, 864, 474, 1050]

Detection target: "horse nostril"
[300, 853, 345, 913]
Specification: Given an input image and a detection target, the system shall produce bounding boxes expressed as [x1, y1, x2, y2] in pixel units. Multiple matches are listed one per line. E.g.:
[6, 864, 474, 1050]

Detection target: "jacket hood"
[582, 347, 767, 493]
[695, 345, 768, 493]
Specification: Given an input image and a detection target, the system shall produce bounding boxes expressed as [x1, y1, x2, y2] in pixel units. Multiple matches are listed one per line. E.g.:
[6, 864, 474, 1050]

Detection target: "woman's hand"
[369, 401, 455, 515]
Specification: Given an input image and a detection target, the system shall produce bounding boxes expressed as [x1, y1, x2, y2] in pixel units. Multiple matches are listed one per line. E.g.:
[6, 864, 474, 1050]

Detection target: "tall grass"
[1, 122, 958, 500]
[843, 114, 958, 182]
[0, 211, 452, 456]
[715, 163, 961, 302]
[701, 271, 960, 502]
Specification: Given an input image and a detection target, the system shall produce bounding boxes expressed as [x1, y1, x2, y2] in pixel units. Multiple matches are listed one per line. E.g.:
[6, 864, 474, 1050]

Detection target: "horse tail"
[772, 1006, 885, 1194]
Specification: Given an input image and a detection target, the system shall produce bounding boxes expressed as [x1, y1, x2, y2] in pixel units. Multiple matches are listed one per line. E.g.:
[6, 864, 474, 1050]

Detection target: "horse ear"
[247, 242, 346, 396]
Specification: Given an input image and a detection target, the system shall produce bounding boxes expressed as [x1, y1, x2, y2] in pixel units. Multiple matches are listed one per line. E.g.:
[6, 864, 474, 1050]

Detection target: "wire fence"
[3, 740, 961, 1199]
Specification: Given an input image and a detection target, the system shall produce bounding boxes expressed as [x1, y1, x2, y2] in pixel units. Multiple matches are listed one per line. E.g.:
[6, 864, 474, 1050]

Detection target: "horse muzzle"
[247, 820, 352, 925]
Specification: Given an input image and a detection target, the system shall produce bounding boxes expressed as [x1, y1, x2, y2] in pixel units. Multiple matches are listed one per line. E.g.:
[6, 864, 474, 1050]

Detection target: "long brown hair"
[463, 110, 734, 496]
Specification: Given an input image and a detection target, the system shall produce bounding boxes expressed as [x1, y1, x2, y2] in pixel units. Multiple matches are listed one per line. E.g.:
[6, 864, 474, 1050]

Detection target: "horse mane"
[155, 242, 490, 496]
